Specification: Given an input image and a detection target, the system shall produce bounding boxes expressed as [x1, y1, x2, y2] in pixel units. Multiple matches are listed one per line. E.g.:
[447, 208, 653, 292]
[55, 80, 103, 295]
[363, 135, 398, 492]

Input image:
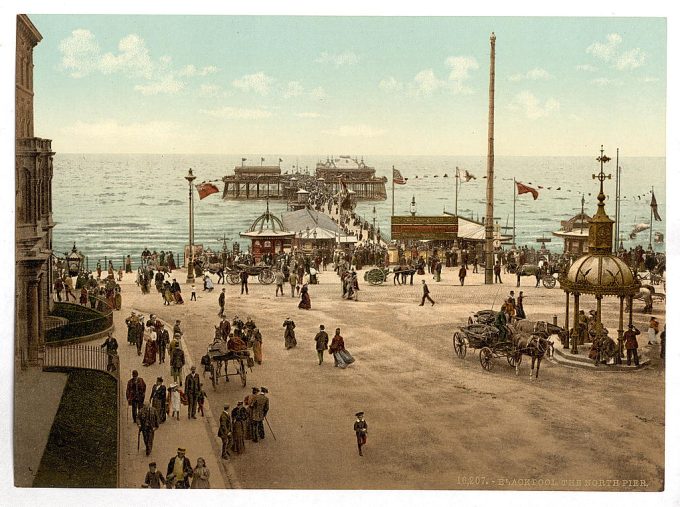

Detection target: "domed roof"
[559, 253, 639, 296]
[240, 201, 296, 239]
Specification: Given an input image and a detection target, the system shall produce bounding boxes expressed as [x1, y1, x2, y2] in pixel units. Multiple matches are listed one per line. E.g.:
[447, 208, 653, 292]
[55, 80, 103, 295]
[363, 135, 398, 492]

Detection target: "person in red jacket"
[624, 324, 640, 367]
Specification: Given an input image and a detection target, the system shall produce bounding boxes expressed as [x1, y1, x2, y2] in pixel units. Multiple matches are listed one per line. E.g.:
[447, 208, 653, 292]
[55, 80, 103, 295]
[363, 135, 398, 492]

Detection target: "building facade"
[15, 15, 55, 368]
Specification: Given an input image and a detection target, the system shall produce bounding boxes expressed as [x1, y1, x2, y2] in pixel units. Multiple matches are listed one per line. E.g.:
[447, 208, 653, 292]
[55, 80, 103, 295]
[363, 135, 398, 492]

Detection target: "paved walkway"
[106, 299, 237, 489]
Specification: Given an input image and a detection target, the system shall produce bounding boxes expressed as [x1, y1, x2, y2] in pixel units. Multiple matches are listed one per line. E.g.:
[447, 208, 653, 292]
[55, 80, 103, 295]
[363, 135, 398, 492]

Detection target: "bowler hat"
[355, 411, 364, 417]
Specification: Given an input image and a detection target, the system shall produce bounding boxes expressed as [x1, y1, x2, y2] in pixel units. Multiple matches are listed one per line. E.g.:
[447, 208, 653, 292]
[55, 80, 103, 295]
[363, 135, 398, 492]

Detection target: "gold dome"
[560, 253, 639, 296]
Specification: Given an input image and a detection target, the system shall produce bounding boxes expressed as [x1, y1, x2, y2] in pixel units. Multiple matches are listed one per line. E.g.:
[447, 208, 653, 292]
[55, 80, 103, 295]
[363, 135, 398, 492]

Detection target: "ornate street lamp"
[185, 168, 196, 284]
[66, 243, 82, 277]
[410, 195, 417, 217]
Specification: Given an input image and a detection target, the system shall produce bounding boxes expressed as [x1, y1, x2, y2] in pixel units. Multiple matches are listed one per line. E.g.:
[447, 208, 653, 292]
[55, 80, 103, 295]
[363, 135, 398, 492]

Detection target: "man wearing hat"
[157, 323, 170, 364]
[251, 387, 270, 442]
[185, 366, 202, 419]
[218, 288, 226, 317]
[173, 319, 183, 338]
[138, 401, 160, 456]
[135, 314, 145, 356]
[126, 370, 147, 423]
[217, 404, 232, 459]
[354, 412, 368, 456]
[624, 323, 641, 367]
[314, 324, 329, 365]
[170, 341, 185, 387]
[150, 377, 167, 424]
[166, 447, 193, 489]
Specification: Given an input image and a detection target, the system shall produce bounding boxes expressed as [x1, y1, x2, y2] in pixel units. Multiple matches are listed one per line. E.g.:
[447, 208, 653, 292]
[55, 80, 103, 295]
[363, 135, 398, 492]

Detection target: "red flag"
[651, 192, 662, 221]
[196, 182, 219, 200]
[393, 167, 406, 185]
[516, 181, 539, 200]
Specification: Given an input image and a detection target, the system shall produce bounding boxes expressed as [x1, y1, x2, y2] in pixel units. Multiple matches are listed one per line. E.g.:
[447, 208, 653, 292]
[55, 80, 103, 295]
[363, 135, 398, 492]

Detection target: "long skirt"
[298, 292, 311, 310]
[152, 398, 166, 423]
[648, 327, 657, 344]
[174, 291, 184, 304]
[284, 331, 297, 349]
[143, 341, 157, 366]
[334, 349, 355, 369]
[253, 341, 263, 364]
[164, 290, 174, 304]
[231, 421, 246, 454]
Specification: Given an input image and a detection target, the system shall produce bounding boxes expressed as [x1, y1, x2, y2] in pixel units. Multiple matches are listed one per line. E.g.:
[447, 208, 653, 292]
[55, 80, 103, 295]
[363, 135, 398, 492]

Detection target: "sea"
[52, 154, 666, 267]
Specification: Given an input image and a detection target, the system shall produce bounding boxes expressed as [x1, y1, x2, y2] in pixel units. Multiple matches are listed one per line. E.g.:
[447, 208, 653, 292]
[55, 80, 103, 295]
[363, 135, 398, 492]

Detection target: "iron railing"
[46, 299, 113, 343]
[43, 344, 119, 376]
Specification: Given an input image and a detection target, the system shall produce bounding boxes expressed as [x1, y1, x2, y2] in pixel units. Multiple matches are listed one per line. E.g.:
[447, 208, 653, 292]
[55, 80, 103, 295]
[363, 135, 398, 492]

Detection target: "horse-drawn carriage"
[226, 263, 275, 285]
[204, 340, 252, 390]
[452, 323, 521, 371]
[363, 267, 392, 285]
[453, 317, 561, 378]
[515, 264, 557, 288]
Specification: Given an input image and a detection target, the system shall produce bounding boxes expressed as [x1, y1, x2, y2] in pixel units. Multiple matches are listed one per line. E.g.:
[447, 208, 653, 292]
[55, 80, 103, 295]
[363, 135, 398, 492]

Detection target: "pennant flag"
[393, 167, 407, 185]
[242, 157, 247, 162]
[516, 181, 539, 200]
[463, 169, 476, 182]
[651, 192, 662, 221]
[196, 182, 219, 200]
[278, 158, 283, 163]
[261, 157, 265, 162]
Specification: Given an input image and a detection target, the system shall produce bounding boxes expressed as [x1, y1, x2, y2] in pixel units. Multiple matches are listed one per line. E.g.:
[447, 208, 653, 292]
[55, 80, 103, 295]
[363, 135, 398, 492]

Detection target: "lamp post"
[185, 168, 196, 284]
[410, 195, 417, 217]
[66, 243, 82, 277]
[372, 206, 377, 244]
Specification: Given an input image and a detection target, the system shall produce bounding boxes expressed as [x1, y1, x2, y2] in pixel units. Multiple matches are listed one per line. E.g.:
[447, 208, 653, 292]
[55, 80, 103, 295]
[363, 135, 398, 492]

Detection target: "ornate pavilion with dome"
[240, 200, 296, 262]
[558, 147, 640, 363]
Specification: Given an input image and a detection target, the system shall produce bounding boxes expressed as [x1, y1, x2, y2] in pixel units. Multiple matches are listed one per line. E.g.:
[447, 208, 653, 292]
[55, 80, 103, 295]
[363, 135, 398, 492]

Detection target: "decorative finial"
[593, 145, 611, 205]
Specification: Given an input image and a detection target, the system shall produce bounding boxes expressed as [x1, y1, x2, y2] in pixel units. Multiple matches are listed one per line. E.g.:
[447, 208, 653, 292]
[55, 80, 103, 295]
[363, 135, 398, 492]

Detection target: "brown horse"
[512, 320, 564, 355]
[510, 330, 551, 380]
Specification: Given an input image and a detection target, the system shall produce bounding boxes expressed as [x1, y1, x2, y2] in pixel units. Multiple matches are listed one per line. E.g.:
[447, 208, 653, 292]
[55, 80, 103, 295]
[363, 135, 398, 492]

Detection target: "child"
[197, 388, 207, 417]
[190, 284, 197, 301]
[169, 383, 181, 421]
[143, 462, 166, 489]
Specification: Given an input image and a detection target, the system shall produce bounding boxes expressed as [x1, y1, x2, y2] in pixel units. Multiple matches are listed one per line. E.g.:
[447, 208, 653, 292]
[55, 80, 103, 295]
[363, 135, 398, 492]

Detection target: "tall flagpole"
[484, 32, 496, 285]
[391, 165, 395, 217]
[614, 148, 620, 251]
[512, 178, 516, 248]
[649, 186, 653, 250]
[455, 167, 459, 216]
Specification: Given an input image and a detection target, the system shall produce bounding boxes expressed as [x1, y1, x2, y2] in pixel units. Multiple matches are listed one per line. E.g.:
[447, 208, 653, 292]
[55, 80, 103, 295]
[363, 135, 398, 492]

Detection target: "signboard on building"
[391, 216, 458, 240]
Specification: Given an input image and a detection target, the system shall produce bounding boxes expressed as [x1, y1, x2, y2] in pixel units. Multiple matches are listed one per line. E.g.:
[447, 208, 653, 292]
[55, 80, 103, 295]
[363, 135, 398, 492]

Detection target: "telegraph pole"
[484, 32, 496, 285]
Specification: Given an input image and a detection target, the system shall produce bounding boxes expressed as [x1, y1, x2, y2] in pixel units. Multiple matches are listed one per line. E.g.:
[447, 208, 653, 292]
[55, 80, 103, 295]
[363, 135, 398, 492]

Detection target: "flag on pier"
[651, 191, 662, 221]
[456, 167, 477, 183]
[393, 168, 406, 185]
[196, 182, 220, 200]
[516, 181, 539, 200]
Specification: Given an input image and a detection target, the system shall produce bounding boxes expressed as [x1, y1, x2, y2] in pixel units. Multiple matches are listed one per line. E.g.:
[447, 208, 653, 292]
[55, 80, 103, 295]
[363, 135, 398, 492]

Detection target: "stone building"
[15, 14, 55, 368]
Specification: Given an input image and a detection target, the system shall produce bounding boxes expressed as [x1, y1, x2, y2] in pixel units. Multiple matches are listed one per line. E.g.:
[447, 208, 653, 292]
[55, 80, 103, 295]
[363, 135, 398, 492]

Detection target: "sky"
[27, 14, 667, 156]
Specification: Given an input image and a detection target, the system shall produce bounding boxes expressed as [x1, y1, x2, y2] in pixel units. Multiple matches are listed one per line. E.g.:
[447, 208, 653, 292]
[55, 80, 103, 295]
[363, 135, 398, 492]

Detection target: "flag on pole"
[196, 182, 220, 200]
[278, 158, 283, 163]
[463, 169, 476, 182]
[651, 191, 662, 221]
[261, 157, 265, 162]
[393, 167, 406, 185]
[516, 181, 539, 200]
[242, 157, 247, 162]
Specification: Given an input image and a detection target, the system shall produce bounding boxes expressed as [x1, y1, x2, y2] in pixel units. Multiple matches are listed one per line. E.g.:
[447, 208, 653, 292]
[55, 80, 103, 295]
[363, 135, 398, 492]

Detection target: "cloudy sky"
[30, 15, 666, 156]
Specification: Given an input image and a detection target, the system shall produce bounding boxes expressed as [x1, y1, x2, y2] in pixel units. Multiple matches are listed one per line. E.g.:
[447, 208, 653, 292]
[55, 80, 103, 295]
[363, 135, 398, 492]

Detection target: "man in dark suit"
[240, 270, 249, 295]
[166, 448, 192, 489]
[419, 280, 435, 306]
[217, 404, 232, 459]
[185, 366, 201, 419]
[157, 324, 170, 364]
[218, 288, 226, 317]
[126, 370, 146, 423]
[138, 402, 159, 456]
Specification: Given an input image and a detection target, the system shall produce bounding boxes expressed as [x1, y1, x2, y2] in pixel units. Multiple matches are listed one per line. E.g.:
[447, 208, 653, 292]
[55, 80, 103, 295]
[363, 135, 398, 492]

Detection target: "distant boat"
[424, 175, 429, 178]
[415, 175, 419, 179]
[434, 175, 439, 178]
[443, 173, 448, 178]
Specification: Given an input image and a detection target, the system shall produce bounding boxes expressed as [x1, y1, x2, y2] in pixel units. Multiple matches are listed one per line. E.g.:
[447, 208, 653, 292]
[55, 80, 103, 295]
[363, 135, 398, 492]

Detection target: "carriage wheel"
[543, 276, 556, 289]
[453, 332, 467, 359]
[227, 273, 240, 285]
[366, 268, 382, 286]
[480, 347, 494, 371]
[507, 353, 522, 368]
[239, 360, 247, 387]
[259, 269, 275, 285]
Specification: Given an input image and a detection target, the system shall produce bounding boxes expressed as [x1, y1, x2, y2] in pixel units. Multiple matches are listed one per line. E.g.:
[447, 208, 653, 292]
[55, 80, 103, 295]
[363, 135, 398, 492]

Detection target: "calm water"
[52, 154, 665, 266]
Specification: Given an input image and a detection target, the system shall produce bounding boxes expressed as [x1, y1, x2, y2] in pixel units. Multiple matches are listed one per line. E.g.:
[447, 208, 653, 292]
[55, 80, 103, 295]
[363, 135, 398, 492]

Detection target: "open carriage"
[452, 323, 521, 371]
[204, 340, 252, 390]
[226, 263, 275, 285]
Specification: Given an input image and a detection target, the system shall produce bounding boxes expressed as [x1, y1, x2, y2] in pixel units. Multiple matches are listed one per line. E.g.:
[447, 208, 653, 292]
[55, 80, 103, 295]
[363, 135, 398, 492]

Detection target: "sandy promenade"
[113, 264, 665, 491]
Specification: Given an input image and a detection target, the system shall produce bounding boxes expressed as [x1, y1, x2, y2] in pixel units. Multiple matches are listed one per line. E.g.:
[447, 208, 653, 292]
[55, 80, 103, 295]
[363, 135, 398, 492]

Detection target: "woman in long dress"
[329, 328, 355, 369]
[142, 333, 157, 366]
[231, 403, 247, 454]
[190, 457, 211, 489]
[298, 284, 312, 310]
[252, 327, 263, 364]
[163, 282, 174, 305]
[283, 318, 297, 349]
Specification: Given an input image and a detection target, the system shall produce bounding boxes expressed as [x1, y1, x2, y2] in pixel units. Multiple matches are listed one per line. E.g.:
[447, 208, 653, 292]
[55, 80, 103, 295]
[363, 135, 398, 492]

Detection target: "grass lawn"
[33, 370, 118, 487]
